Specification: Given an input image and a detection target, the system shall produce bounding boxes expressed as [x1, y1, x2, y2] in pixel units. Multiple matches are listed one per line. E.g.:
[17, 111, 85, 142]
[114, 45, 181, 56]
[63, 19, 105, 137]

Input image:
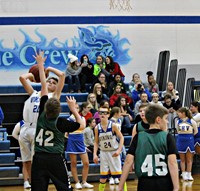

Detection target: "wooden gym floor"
[0, 174, 200, 191]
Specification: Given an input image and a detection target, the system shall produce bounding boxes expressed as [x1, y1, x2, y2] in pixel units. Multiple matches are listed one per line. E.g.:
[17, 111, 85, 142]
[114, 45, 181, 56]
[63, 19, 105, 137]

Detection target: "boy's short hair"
[47, 77, 58, 83]
[145, 104, 168, 124]
[152, 92, 159, 97]
[45, 98, 61, 119]
[164, 93, 172, 100]
[98, 105, 110, 112]
[139, 103, 149, 110]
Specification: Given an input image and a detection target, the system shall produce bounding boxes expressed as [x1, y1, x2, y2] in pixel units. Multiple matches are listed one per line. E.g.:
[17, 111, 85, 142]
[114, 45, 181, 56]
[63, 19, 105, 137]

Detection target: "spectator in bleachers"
[0, 106, 4, 126]
[79, 54, 94, 93]
[91, 72, 109, 96]
[134, 92, 150, 117]
[176, 107, 198, 181]
[163, 94, 180, 131]
[93, 83, 108, 104]
[162, 81, 181, 106]
[150, 92, 163, 106]
[12, 120, 31, 189]
[129, 73, 142, 93]
[66, 104, 94, 189]
[93, 55, 106, 77]
[131, 82, 152, 108]
[115, 96, 134, 135]
[19, 51, 65, 189]
[93, 106, 124, 191]
[105, 56, 125, 82]
[93, 100, 110, 124]
[132, 103, 149, 139]
[108, 74, 127, 97]
[79, 102, 93, 122]
[190, 101, 200, 155]
[109, 84, 132, 108]
[65, 53, 82, 93]
[144, 71, 159, 94]
[87, 93, 99, 115]
[83, 117, 96, 154]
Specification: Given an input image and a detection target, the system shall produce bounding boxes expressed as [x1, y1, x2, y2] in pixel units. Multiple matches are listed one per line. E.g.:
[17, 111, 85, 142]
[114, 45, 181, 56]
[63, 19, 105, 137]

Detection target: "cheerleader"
[190, 101, 200, 154]
[176, 107, 198, 181]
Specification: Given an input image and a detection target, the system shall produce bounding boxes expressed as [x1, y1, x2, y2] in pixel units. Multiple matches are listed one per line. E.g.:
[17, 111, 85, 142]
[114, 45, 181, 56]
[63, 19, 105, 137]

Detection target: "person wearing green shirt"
[31, 51, 85, 191]
[118, 104, 179, 191]
[93, 55, 106, 77]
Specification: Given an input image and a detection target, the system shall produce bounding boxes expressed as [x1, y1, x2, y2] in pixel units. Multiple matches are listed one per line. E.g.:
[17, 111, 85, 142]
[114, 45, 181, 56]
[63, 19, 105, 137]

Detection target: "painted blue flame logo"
[0, 25, 131, 71]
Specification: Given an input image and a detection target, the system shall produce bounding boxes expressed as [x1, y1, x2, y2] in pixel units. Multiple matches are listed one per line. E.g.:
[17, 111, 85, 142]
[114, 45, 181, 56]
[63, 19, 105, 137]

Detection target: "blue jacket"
[132, 89, 152, 107]
[0, 106, 4, 125]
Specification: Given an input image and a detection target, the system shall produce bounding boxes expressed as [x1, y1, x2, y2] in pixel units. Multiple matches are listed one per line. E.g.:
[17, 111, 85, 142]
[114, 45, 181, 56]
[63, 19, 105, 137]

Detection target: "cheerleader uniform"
[176, 118, 195, 153]
[193, 113, 200, 147]
[66, 115, 86, 154]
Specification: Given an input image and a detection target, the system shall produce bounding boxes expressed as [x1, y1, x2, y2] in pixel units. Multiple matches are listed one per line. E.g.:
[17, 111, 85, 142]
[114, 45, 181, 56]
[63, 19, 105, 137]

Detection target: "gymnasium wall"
[0, 0, 200, 85]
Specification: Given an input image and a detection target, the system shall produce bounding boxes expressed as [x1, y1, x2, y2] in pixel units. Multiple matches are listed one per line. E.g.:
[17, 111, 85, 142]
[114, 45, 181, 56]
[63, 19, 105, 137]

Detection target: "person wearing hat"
[65, 53, 82, 93]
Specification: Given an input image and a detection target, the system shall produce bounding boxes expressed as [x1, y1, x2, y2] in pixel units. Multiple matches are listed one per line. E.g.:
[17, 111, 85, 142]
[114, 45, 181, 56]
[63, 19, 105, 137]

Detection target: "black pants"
[138, 176, 173, 191]
[31, 152, 72, 191]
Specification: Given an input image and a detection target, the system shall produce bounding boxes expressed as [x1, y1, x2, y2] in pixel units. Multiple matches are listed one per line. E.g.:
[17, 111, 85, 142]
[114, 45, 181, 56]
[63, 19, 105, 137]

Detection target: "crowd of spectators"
[64, 54, 182, 135]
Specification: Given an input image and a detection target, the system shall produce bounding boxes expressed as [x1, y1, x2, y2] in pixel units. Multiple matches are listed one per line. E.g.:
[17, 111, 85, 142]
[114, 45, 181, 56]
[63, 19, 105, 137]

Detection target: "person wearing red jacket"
[105, 56, 125, 77]
[109, 85, 132, 108]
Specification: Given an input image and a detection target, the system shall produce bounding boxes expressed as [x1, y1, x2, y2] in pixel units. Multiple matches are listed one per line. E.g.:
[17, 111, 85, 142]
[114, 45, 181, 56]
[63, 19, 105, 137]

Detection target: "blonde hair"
[93, 83, 102, 95]
[87, 93, 98, 110]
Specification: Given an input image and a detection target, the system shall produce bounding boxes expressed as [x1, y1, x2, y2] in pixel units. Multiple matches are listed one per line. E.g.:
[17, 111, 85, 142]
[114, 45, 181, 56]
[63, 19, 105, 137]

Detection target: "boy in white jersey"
[93, 106, 124, 191]
[19, 51, 65, 188]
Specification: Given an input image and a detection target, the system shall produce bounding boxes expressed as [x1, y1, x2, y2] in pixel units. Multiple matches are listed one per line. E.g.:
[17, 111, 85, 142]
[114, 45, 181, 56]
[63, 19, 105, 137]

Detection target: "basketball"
[29, 64, 48, 83]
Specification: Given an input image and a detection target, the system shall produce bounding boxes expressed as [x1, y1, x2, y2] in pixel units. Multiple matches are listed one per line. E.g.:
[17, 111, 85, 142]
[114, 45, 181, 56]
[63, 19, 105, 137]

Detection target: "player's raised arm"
[19, 73, 35, 95]
[46, 66, 65, 99]
[66, 96, 85, 130]
[33, 51, 47, 96]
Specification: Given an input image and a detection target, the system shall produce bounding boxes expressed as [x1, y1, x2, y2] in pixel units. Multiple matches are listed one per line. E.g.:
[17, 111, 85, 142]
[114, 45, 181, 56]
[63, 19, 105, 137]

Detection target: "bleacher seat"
[77, 163, 100, 174]
[60, 93, 88, 102]
[0, 141, 10, 152]
[0, 153, 15, 166]
[0, 85, 41, 94]
[124, 136, 132, 147]
[0, 128, 8, 141]
[0, 166, 20, 178]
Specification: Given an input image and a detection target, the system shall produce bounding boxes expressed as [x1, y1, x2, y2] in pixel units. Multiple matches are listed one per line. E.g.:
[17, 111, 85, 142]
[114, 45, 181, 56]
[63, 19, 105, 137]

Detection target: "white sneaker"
[109, 185, 115, 191]
[109, 177, 114, 185]
[24, 180, 31, 189]
[181, 172, 188, 181]
[75, 182, 82, 189]
[114, 178, 119, 184]
[81, 181, 94, 188]
[187, 172, 194, 181]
